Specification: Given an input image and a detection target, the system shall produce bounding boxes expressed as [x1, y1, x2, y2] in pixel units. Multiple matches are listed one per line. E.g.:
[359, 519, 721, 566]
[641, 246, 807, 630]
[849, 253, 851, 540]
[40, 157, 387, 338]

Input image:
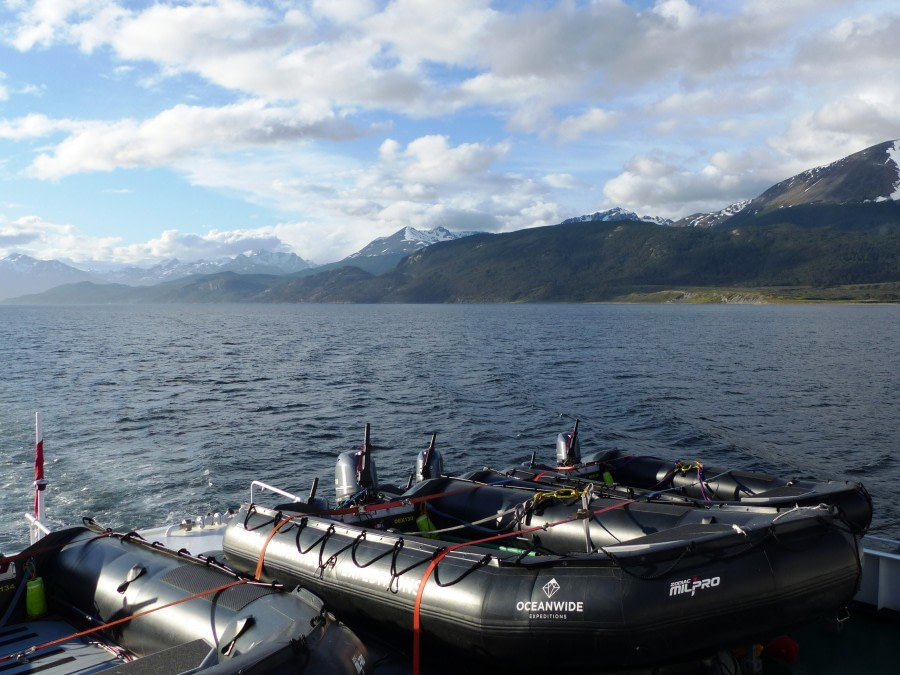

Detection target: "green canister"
[26, 577, 47, 619]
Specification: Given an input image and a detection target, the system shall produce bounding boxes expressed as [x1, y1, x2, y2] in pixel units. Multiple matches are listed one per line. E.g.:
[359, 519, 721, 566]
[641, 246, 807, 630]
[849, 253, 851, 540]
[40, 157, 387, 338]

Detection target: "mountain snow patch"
[889, 141, 900, 201]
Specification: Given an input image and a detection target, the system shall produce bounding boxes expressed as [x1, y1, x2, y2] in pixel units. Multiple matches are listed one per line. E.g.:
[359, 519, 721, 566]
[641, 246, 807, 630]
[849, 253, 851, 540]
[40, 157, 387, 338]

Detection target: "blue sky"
[1, 0, 898, 266]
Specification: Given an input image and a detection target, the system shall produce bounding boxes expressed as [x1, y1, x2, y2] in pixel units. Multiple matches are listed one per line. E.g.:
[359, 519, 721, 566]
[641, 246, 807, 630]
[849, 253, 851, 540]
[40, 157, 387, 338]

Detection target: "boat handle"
[117, 564, 147, 593]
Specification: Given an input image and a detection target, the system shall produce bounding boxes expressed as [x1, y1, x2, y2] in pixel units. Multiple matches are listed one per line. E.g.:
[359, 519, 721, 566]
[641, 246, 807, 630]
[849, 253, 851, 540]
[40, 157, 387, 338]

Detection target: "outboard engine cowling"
[415, 433, 443, 482]
[556, 420, 581, 466]
[335, 423, 378, 502]
[335, 451, 379, 501]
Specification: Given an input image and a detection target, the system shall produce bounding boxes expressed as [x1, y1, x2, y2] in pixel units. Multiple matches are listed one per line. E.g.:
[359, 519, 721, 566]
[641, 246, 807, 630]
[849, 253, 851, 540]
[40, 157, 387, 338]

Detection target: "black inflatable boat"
[0, 521, 370, 674]
[490, 420, 873, 535]
[221, 426, 864, 673]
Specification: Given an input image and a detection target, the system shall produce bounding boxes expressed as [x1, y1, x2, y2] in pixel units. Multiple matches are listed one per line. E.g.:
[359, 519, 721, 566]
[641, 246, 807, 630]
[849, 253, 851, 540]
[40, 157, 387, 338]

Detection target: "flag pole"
[34, 412, 47, 524]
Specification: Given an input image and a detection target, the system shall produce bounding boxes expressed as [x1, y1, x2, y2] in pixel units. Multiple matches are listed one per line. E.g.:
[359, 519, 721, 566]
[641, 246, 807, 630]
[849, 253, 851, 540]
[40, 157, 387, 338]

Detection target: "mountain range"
[0, 227, 471, 301]
[3, 139, 899, 304]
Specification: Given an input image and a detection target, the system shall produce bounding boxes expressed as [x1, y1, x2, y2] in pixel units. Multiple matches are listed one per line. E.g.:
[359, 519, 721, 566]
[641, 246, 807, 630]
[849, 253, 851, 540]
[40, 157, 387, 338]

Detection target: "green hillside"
[373, 206, 900, 302]
[6, 203, 899, 304]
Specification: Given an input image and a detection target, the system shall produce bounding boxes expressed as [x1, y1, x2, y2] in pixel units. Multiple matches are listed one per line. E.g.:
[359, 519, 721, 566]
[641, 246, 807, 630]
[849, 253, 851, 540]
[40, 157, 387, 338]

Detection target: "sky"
[1, 0, 899, 267]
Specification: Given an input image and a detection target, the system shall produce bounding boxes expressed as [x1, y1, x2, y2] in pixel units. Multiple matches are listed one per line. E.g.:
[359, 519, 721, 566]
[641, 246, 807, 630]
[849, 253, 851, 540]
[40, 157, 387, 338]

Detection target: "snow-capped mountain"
[0, 253, 92, 301]
[561, 208, 673, 226]
[673, 200, 752, 228]
[84, 250, 315, 286]
[221, 250, 314, 275]
[346, 226, 477, 260]
[677, 139, 900, 227]
[0, 250, 315, 300]
[740, 139, 900, 216]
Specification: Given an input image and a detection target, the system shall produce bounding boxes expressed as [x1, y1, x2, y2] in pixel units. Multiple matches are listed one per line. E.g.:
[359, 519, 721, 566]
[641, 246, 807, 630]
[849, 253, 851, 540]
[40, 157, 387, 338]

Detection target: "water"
[1, 303, 898, 553]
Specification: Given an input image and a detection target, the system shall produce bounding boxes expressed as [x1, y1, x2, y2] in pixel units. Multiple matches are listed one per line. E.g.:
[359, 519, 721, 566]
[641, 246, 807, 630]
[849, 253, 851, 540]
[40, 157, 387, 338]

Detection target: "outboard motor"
[335, 423, 378, 502]
[556, 419, 581, 466]
[415, 433, 443, 482]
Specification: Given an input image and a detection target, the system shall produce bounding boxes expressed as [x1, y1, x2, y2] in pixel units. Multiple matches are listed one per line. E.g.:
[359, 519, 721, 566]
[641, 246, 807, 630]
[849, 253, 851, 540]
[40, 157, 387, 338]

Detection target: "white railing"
[250, 480, 302, 505]
[25, 513, 51, 545]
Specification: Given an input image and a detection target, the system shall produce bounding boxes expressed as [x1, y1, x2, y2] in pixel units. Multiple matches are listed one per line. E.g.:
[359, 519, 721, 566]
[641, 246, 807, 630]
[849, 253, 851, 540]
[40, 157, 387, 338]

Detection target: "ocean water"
[1, 303, 897, 553]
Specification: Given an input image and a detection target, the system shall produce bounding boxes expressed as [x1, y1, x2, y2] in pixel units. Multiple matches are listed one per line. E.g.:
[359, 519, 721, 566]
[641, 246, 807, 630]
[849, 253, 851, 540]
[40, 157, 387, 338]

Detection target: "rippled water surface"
[1, 303, 897, 551]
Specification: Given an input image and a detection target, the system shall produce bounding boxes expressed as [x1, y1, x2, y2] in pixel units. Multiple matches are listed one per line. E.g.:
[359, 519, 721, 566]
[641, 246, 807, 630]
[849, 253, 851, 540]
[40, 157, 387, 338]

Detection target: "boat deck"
[0, 619, 124, 674]
[0, 618, 215, 674]
[763, 607, 898, 675]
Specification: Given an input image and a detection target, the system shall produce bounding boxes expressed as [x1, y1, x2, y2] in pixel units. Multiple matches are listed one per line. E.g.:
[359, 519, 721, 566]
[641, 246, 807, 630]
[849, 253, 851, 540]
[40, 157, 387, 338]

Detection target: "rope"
[293, 484, 485, 520]
[419, 502, 525, 536]
[244, 483, 528, 581]
[534, 487, 585, 503]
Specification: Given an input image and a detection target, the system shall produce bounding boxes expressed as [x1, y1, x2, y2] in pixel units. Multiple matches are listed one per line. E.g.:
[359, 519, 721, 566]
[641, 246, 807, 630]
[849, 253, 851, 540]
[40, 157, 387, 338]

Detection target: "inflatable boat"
[485, 420, 873, 535]
[221, 426, 865, 673]
[0, 519, 370, 674]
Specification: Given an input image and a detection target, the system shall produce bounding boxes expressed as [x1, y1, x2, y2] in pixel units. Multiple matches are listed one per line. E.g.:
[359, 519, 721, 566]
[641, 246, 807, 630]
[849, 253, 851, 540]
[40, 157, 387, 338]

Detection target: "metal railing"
[250, 480, 302, 505]
[25, 513, 51, 545]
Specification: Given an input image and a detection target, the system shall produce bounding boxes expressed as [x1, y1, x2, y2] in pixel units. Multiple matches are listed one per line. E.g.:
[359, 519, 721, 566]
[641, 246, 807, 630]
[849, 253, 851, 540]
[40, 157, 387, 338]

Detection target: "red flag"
[34, 440, 44, 482]
[34, 413, 44, 516]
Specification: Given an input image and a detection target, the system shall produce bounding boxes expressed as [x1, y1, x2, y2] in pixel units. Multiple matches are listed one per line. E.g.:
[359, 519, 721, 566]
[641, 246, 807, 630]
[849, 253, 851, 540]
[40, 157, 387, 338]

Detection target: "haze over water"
[1, 303, 897, 552]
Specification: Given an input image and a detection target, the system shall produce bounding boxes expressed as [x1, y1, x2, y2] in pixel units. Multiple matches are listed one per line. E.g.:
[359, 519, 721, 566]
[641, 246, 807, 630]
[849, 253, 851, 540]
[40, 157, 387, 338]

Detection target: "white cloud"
[0, 221, 42, 247]
[652, 86, 783, 118]
[2, 1, 818, 129]
[555, 108, 620, 143]
[365, 0, 495, 70]
[4, 0, 107, 50]
[396, 135, 509, 183]
[312, 0, 376, 25]
[115, 133, 536, 261]
[3, 1, 900, 264]
[24, 101, 371, 180]
[794, 11, 900, 81]
[0, 215, 302, 266]
[770, 91, 900, 170]
[0, 113, 79, 140]
[126, 227, 288, 263]
[602, 149, 779, 218]
[0, 213, 121, 260]
[652, 0, 699, 28]
[543, 173, 585, 190]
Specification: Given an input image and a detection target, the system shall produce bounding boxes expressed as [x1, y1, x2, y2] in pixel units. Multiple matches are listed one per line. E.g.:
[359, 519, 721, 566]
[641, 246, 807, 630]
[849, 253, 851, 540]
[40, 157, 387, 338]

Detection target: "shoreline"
[604, 283, 900, 304]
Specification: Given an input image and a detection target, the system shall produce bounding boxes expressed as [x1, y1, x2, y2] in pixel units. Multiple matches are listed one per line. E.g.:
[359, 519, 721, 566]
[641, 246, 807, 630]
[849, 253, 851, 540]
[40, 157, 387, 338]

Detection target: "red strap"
[254, 513, 304, 580]
[0, 578, 248, 665]
[284, 484, 484, 520]
[411, 497, 636, 675]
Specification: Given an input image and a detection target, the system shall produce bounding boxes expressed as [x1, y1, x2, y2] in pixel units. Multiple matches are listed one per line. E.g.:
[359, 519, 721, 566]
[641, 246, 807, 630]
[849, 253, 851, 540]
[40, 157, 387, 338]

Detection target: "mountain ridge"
[561, 207, 673, 226]
[674, 139, 900, 227]
[4, 140, 899, 304]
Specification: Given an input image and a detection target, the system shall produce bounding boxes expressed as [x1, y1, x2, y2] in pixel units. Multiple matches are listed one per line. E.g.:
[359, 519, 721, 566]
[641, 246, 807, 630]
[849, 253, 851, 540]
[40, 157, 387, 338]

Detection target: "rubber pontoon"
[487, 420, 873, 536]
[0, 520, 371, 674]
[220, 426, 865, 673]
